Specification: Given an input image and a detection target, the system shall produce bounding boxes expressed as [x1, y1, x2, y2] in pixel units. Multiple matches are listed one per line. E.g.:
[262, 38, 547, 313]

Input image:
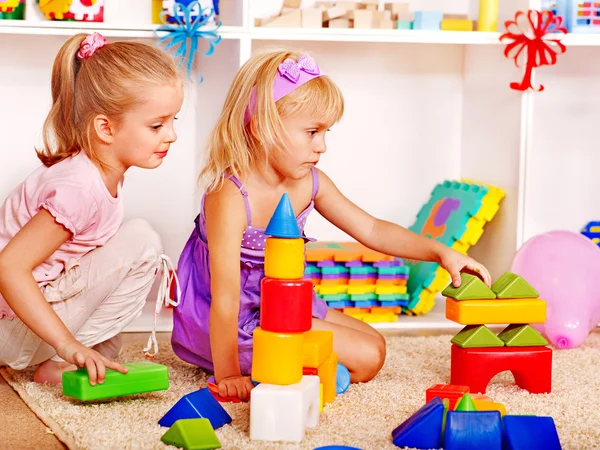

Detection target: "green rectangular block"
[62, 361, 169, 401]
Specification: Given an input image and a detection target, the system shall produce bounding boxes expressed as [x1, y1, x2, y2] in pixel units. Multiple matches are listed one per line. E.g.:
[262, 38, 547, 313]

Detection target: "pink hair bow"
[77, 32, 107, 61]
[278, 55, 320, 83]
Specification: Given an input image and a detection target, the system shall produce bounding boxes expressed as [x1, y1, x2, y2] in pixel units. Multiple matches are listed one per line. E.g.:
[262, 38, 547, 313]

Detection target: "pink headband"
[77, 32, 107, 61]
[244, 54, 324, 125]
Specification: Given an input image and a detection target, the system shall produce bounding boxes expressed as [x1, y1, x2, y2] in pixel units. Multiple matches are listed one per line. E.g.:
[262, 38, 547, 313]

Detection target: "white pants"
[0, 219, 163, 370]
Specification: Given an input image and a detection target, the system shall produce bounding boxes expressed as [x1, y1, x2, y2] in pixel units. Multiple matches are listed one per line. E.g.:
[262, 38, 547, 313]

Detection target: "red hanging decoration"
[499, 10, 567, 92]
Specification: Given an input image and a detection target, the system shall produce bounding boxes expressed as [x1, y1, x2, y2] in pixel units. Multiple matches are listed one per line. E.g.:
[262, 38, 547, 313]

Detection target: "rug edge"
[0, 367, 80, 450]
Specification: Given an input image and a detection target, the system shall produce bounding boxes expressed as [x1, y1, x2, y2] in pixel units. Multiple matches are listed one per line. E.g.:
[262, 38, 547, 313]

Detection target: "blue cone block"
[391, 397, 444, 449]
[444, 411, 502, 450]
[502, 415, 562, 450]
[336, 363, 351, 395]
[158, 387, 232, 429]
[265, 193, 301, 238]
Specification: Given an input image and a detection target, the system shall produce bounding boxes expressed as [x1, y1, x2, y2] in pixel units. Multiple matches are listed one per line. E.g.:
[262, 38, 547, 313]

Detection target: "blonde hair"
[37, 33, 181, 167]
[200, 50, 344, 192]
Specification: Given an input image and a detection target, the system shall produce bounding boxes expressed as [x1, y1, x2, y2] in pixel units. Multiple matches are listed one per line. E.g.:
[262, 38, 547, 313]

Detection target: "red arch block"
[260, 278, 313, 333]
[450, 345, 552, 394]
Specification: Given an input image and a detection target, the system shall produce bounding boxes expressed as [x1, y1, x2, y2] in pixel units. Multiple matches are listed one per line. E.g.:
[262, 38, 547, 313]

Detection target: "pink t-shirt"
[0, 152, 124, 320]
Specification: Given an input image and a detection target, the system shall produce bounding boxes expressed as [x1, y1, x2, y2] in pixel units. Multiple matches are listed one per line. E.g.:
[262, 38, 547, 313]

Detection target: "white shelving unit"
[1, 0, 595, 332]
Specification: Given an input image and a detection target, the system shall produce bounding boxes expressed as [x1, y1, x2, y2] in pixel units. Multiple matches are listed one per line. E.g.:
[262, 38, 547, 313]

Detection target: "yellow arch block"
[265, 238, 305, 279]
[317, 352, 338, 404]
[252, 328, 304, 385]
[445, 298, 546, 325]
[472, 400, 507, 416]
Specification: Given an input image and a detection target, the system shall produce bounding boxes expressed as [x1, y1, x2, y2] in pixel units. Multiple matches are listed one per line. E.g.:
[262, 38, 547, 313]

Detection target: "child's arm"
[314, 170, 491, 287]
[204, 183, 256, 401]
[0, 209, 128, 383]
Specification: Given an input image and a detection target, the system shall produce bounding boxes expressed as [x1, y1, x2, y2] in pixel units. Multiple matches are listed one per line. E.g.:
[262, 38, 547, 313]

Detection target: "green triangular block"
[441, 398, 450, 439]
[161, 418, 221, 450]
[442, 273, 496, 300]
[498, 324, 548, 347]
[451, 325, 505, 348]
[455, 393, 477, 411]
[491, 272, 540, 299]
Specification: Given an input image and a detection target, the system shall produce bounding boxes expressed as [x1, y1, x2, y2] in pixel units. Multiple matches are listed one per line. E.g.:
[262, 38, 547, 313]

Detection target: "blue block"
[336, 362, 351, 395]
[313, 446, 362, 450]
[326, 300, 353, 308]
[158, 388, 232, 429]
[354, 300, 379, 308]
[444, 411, 502, 450]
[503, 415, 562, 450]
[265, 193, 301, 238]
[391, 397, 444, 449]
[413, 11, 443, 30]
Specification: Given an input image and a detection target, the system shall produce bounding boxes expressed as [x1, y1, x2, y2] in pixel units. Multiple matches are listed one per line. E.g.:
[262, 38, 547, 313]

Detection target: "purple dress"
[172, 168, 329, 375]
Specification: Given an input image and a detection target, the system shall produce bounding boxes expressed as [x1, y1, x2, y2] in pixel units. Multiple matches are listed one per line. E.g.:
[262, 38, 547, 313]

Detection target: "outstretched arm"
[313, 170, 491, 287]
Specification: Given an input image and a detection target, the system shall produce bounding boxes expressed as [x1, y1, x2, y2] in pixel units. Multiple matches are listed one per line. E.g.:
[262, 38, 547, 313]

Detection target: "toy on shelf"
[392, 395, 561, 449]
[443, 272, 552, 394]
[37, 0, 104, 22]
[0, 0, 24, 19]
[62, 361, 169, 401]
[154, 0, 220, 24]
[306, 241, 409, 323]
[250, 193, 337, 443]
[543, 0, 600, 33]
[581, 221, 600, 245]
[405, 179, 505, 315]
[511, 229, 600, 349]
[478, 0, 498, 31]
[255, 1, 475, 32]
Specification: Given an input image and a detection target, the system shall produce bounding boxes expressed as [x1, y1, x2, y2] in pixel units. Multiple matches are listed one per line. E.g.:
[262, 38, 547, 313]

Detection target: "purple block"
[317, 260, 336, 268]
[373, 261, 393, 268]
[344, 260, 364, 267]
[348, 274, 371, 280]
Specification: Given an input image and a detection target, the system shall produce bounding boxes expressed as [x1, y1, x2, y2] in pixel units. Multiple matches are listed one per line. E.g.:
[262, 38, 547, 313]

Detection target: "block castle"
[443, 272, 551, 394]
[249, 193, 339, 443]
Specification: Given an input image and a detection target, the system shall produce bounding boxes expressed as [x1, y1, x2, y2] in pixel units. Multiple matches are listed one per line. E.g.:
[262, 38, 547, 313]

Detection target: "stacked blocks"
[392, 395, 561, 449]
[406, 179, 505, 315]
[250, 194, 337, 442]
[306, 241, 410, 322]
[444, 272, 552, 394]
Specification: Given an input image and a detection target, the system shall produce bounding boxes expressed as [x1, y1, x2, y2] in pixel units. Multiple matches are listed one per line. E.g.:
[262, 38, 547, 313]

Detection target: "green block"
[442, 273, 496, 300]
[498, 324, 548, 347]
[455, 393, 477, 411]
[348, 267, 377, 275]
[396, 20, 413, 29]
[62, 361, 169, 401]
[322, 293, 350, 301]
[161, 418, 221, 450]
[451, 325, 505, 348]
[491, 272, 540, 298]
[441, 397, 450, 438]
[349, 293, 377, 301]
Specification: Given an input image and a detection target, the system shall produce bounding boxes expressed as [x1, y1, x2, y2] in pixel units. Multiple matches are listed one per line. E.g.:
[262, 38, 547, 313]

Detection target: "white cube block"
[250, 375, 320, 442]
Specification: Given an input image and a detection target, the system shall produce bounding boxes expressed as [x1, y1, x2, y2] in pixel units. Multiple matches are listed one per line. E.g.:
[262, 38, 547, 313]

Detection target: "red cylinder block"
[260, 278, 313, 333]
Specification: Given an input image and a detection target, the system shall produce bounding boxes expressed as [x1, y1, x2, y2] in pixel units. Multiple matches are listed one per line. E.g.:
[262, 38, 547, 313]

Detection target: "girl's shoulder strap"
[226, 174, 252, 227]
[311, 167, 319, 201]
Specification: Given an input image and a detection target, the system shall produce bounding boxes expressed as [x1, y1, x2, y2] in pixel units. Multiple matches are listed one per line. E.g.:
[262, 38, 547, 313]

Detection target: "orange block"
[317, 352, 338, 404]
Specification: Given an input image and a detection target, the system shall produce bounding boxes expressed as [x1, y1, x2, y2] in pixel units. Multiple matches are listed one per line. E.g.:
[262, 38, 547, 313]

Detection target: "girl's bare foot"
[33, 359, 77, 385]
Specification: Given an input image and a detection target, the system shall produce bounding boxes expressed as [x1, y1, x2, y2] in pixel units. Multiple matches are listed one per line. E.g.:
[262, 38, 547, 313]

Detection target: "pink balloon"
[510, 230, 600, 349]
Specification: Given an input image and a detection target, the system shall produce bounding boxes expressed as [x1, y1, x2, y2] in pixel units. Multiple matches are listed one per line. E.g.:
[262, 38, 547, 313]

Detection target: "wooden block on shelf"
[325, 5, 346, 21]
[263, 9, 302, 27]
[353, 9, 375, 28]
[365, 4, 378, 11]
[337, 2, 366, 11]
[281, 7, 297, 15]
[283, 0, 302, 8]
[302, 8, 324, 28]
[378, 19, 395, 29]
[328, 18, 351, 28]
[397, 11, 414, 21]
[443, 13, 469, 20]
[316, 1, 335, 6]
[374, 10, 391, 21]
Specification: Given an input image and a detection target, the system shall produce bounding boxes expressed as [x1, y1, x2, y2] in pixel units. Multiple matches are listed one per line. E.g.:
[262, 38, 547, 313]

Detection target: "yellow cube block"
[441, 18, 474, 31]
[303, 330, 334, 368]
[318, 352, 338, 404]
[252, 328, 304, 385]
[445, 298, 546, 325]
[265, 237, 305, 279]
[473, 400, 507, 416]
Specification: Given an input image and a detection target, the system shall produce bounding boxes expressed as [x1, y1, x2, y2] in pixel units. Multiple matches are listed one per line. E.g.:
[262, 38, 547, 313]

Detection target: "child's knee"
[354, 333, 386, 383]
[121, 218, 164, 264]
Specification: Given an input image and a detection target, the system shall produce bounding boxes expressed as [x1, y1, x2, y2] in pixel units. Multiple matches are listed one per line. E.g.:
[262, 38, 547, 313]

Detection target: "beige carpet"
[2, 333, 600, 450]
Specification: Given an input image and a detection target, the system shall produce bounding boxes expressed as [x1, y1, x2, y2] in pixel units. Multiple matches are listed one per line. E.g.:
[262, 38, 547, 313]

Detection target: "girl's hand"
[217, 375, 255, 402]
[438, 247, 492, 288]
[55, 338, 128, 385]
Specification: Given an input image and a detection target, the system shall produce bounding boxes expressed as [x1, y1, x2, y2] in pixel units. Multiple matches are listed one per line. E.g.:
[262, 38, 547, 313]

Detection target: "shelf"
[248, 27, 502, 45]
[0, 20, 504, 44]
[0, 20, 244, 38]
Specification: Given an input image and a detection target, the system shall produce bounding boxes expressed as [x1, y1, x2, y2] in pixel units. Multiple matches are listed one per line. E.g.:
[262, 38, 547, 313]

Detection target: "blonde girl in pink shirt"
[0, 33, 183, 385]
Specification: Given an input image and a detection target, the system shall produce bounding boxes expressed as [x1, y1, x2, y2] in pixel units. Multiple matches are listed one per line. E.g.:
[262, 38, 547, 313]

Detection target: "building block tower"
[250, 194, 337, 443]
[443, 272, 552, 394]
